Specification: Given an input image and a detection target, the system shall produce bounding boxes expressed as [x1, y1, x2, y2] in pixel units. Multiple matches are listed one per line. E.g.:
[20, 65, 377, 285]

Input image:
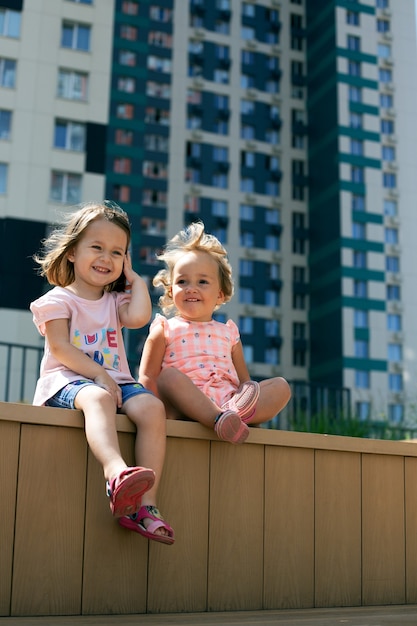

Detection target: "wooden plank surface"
[405, 457, 417, 603]
[314, 450, 362, 607]
[82, 433, 149, 615]
[147, 437, 210, 613]
[208, 442, 264, 611]
[0, 421, 20, 616]
[263, 446, 314, 609]
[362, 453, 406, 605]
[11, 424, 87, 616]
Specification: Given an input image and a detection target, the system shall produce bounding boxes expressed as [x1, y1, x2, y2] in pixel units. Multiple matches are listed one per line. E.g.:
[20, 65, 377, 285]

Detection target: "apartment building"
[0, 0, 416, 424]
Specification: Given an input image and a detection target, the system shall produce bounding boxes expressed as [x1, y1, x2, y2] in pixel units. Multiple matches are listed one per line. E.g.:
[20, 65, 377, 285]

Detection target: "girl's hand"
[93, 372, 122, 408]
[123, 251, 140, 291]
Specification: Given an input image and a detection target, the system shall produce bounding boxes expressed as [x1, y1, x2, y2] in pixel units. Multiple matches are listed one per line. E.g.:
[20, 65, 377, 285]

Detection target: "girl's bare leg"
[157, 367, 221, 427]
[75, 385, 128, 483]
[245, 377, 291, 425]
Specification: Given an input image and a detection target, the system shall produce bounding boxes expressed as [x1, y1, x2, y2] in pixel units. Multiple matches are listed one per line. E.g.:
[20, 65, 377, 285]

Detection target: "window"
[67, 0, 92, 3]
[266, 319, 280, 337]
[61, 22, 90, 51]
[239, 260, 253, 277]
[50, 171, 82, 204]
[118, 77, 136, 93]
[212, 200, 228, 216]
[351, 166, 364, 184]
[388, 404, 404, 423]
[347, 35, 360, 51]
[383, 172, 396, 189]
[0, 8, 20, 38]
[240, 178, 254, 193]
[0, 110, 12, 140]
[388, 343, 402, 362]
[57, 69, 88, 101]
[379, 68, 392, 84]
[119, 50, 137, 66]
[122, 1, 139, 14]
[352, 195, 365, 211]
[243, 345, 254, 364]
[381, 119, 394, 134]
[120, 24, 138, 41]
[214, 69, 229, 84]
[382, 145, 395, 161]
[385, 227, 398, 244]
[350, 112, 362, 129]
[354, 310, 368, 328]
[242, 2, 255, 17]
[387, 284, 400, 301]
[386, 255, 399, 272]
[148, 31, 172, 47]
[354, 280, 367, 298]
[239, 287, 254, 304]
[387, 313, 401, 332]
[240, 231, 254, 247]
[349, 86, 362, 103]
[352, 222, 365, 239]
[351, 139, 363, 156]
[54, 120, 85, 151]
[355, 340, 369, 358]
[241, 26, 255, 40]
[0, 163, 7, 194]
[355, 370, 369, 389]
[389, 373, 402, 392]
[212, 173, 228, 188]
[348, 60, 361, 77]
[114, 158, 132, 174]
[116, 104, 134, 120]
[353, 251, 366, 268]
[265, 234, 279, 251]
[145, 107, 170, 125]
[239, 316, 253, 334]
[378, 43, 391, 58]
[150, 6, 173, 22]
[346, 11, 360, 26]
[265, 290, 279, 307]
[377, 19, 390, 33]
[146, 81, 171, 98]
[240, 204, 254, 221]
[380, 92, 393, 108]
[356, 402, 370, 421]
[148, 56, 172, 73]
[242, 151, 255, 168]
[0, 57, 16, 88]
[241, 124, 255, 139]
[265, 347, 279, 365]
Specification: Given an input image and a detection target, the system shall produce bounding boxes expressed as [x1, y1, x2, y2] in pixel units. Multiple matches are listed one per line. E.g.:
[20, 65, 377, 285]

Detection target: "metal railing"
[0, 342, 43, 403]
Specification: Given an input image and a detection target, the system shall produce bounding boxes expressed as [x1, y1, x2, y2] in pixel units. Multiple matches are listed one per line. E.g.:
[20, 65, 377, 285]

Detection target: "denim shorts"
[45, 379, 153, 410]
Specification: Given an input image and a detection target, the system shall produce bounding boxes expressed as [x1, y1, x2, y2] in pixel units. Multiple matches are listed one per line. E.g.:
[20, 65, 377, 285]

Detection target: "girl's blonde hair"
[34, 201, 131, 292]
[153, 221, 234, 315]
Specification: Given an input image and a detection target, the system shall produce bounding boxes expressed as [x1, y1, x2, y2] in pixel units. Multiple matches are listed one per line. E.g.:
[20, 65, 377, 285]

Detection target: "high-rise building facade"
[1, 0, 416, 424]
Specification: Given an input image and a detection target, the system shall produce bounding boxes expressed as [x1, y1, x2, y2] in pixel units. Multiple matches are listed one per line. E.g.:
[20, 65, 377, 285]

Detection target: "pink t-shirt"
[152, 314, 241, 406]
[30, 286, 135, 405]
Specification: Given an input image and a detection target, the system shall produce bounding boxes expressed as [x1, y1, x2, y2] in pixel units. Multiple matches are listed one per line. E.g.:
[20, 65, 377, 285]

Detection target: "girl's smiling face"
[67, 218, 127, 299]
[171, 250, 225, 322]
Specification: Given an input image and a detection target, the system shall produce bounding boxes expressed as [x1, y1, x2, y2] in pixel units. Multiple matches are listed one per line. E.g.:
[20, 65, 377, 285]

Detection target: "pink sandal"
[119, 505, 175, 545]
[214, 410, 249, 444]
[106, 466, 155, 518]
[221, 381, 260, 422]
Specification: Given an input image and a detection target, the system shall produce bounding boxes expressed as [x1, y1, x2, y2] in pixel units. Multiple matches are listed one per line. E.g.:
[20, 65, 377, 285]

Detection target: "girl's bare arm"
[231, 340, 252, 384]
[118, 253, 152, 329]
[138, 324, 166, 396]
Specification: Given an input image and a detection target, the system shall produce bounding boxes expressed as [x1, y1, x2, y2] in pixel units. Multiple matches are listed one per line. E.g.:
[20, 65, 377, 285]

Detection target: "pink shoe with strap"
[221, 381, 260, 423]
[106, 466, 155, 518]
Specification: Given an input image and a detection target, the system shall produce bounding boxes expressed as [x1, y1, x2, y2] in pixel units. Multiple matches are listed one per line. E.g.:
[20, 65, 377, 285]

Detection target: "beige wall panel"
[405, 457, 417, 602]
[315, 450, 361, 607]
[208, 442, 264, 611]
[83, 433, 148, 615]
[264, 446, 314, 609]
[148, 438, 210, 613]
[0, 421, 20, 616]
[362, 454, 405, 605]
[11, 425, 87, 616]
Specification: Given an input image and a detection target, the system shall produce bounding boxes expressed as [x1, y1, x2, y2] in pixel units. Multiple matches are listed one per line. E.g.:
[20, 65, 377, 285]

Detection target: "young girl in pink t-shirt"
[139, 222, 291, 443]
[31, 202, 174, 544]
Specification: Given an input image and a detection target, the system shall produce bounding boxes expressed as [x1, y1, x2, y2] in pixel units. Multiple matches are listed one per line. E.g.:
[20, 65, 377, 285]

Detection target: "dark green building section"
[0, 218, 47, 310]
[306, 1, 342, 386]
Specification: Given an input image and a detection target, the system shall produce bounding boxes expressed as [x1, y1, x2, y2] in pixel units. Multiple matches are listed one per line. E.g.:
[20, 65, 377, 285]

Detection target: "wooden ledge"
[2, 401, 417, 456]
